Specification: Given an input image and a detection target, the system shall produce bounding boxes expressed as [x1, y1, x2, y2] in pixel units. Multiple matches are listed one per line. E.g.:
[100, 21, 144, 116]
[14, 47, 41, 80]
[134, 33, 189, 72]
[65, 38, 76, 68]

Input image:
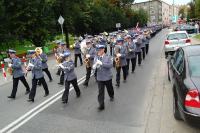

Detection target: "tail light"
[185, 89, 200, 108]
[186, 39, 191, 43]
[164, 40, 170, 45]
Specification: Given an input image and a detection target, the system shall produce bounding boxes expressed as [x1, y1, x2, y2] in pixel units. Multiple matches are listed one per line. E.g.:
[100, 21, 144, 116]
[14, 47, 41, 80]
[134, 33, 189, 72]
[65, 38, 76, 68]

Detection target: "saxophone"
[84, 55, 91, 68]
[114, 47, 121, 68]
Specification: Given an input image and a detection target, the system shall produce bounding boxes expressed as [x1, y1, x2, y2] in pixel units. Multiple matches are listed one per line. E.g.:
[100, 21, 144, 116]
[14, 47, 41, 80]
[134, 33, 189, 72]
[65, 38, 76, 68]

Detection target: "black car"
[168, 45, 200, 126]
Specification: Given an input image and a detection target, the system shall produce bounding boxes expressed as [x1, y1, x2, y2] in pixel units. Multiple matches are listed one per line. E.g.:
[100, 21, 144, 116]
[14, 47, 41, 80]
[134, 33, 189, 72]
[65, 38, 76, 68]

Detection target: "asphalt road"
[1, 29, 195, 133]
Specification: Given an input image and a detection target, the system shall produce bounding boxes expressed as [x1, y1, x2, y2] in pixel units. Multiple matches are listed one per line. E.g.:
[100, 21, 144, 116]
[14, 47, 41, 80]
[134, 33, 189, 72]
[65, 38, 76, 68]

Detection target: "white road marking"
[7, 79, 86, 133]
[0, 75, 87, 133]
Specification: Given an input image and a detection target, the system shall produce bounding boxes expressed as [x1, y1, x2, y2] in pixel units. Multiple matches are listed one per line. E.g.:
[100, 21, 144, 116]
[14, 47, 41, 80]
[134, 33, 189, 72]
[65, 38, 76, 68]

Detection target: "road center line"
[0, 75, 87, 133]
[6, 79, 86, 133]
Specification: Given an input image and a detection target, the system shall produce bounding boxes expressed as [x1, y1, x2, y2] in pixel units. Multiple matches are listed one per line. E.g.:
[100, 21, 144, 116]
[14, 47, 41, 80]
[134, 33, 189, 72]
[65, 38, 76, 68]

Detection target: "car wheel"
[165, 52, 168, 59]
[173, 91, 182, 120]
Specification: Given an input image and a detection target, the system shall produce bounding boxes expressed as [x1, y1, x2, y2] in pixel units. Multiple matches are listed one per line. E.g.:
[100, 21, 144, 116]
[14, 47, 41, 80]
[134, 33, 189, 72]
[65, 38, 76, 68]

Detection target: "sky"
[134, 0, 192, 5]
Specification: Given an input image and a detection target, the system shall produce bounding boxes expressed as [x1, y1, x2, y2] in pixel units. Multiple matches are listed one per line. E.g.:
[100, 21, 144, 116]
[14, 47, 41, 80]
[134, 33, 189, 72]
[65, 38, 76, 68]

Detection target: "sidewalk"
[191, 37, 200, 45]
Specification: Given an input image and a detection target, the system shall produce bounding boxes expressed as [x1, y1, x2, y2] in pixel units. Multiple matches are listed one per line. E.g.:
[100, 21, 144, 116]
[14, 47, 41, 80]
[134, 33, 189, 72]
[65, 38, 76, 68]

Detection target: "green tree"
[3, 0, 56, 47]
[195, 0, 200, 18]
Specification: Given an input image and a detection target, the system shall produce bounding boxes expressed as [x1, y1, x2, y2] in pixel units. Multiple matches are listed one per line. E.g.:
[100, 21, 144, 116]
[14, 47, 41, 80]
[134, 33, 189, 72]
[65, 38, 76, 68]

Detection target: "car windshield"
[167, 33, 188, 40]
[189, 56, 200, 77]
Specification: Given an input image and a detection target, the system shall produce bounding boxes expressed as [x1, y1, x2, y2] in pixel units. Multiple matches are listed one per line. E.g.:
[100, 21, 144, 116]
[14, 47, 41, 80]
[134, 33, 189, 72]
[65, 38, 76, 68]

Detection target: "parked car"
[164, 31, 191, 58]
[168, 45, 200, 126]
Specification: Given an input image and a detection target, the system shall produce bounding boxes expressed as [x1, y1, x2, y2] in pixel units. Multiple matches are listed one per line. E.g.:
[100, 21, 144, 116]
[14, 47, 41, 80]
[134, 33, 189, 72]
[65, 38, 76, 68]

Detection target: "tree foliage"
[0, 0, 148, 48]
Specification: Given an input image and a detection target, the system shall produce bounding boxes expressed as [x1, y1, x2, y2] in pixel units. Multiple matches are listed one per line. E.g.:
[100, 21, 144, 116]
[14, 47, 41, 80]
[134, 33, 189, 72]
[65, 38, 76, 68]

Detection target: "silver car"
[164, 31, 191, 58]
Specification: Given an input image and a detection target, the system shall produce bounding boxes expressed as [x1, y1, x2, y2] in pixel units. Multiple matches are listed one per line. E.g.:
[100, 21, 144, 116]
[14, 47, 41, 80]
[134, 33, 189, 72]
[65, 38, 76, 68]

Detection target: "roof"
[183, 45, 200, 57]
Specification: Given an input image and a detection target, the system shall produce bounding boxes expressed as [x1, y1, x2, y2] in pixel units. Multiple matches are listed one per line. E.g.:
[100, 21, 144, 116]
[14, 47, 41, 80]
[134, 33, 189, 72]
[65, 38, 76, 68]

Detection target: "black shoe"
[83, 83, 88, 88]
[56, 73, 60, 76]
[27, 99, 34, 102]
[62, 100, 68, 104]
[58, 83, 64, 85]
[25, 90, 30, 95]
[115, 83, 120, 87]
[76, 92, 81, 98]
[110, 97, 114, 101]
[7, 96, 15, 99]
[98, 105, 105, 111]
[49, 79, 53, 82]
[123, 80, 126, 83]
[131, 71, 134, 74]
[80, 64, 83, 66]
[38, 84, 41, 86]
[44, 93, 49, 97]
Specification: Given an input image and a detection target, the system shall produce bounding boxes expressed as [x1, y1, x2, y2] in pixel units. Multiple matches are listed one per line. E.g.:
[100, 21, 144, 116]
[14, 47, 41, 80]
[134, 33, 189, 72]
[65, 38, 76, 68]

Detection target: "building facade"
[132, 0, 179, 26]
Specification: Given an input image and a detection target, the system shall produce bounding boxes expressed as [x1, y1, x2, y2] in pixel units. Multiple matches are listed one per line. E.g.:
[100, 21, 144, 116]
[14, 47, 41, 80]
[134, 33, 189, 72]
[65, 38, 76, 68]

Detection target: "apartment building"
[132, 0, 179, 25]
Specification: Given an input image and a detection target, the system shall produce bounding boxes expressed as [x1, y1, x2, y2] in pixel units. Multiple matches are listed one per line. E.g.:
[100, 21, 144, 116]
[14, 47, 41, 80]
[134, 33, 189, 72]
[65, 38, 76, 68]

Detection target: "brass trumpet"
[114, 47, 121, 68]
[84, 57, 90, 68]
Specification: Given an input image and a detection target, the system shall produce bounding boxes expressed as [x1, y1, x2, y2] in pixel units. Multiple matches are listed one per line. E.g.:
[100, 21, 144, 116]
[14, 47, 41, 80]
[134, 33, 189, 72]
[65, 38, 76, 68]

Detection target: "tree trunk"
[63, 24, 69, 48]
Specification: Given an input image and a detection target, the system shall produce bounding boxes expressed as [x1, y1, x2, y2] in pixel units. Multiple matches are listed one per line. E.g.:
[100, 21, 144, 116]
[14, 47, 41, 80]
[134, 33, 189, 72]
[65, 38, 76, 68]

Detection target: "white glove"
[59, 54, 64, 57]
[59, 64, 65, 69]
[86, 54, 90, 58]
[117, 53, 121, 57]
[8, 63, 12, 67]
[92, 64, 97, 70]
[96, 60, 102, 65]
[28, 63, 34, 67]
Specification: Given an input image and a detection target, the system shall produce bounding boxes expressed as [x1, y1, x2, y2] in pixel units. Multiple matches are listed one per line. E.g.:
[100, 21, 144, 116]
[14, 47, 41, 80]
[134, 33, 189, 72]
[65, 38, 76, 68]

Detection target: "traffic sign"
[58, 15, 65, 25]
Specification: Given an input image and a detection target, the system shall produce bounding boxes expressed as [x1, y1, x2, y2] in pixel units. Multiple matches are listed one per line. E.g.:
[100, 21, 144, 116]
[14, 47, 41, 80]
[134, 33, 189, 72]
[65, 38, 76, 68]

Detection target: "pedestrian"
[37, 48, 53, 86]
[7, 49, 30, 99]
[125, 35, 137, 75]
[57, 42, 68, 85]
[83, 39, 96, 87]
[114, 38, 127, 87]
[93, 44, 114, 111]
[141, 33, 146, 60]
[195, 22, 199, 34]
[145, 30, 151, 55]
[27, 50, 49, 102]
[74, 38, 83, 67]
[59, 51, 81, 104]
[134, 34, 142, 66]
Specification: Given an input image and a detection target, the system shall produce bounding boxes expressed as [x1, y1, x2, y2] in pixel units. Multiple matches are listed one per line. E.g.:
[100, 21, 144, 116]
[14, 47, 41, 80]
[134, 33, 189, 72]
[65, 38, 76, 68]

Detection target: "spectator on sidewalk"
[195, 22, 199, 34]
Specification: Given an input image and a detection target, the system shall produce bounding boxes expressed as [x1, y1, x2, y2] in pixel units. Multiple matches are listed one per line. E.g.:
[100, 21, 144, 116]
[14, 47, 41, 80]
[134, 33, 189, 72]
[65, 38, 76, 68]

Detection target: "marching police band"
[5, 28, 152, 111]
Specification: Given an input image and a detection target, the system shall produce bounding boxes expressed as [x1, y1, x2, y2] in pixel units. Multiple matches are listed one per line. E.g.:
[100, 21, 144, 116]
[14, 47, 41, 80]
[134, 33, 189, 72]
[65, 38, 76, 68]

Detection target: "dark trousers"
[11, 76, 30, 97]
[29, 77, 49, 100]
[136, 52, 142, 65]
[84, 67, 92, 86]
[38, 68, 52, 85]
[43, 68, 52, 80]
[74, 54, 83, 67]
[146, 44, 149, 54]
[126, 58, 136, 73]
[62, 78, 80, 101]
[60, 70, 65, 84]
[56, 68, 61, 75]
[110, 46, 113, 56]
[116, 66, 127, 84]
[141, 47, 146, 60]
[98, 79, 114, 106]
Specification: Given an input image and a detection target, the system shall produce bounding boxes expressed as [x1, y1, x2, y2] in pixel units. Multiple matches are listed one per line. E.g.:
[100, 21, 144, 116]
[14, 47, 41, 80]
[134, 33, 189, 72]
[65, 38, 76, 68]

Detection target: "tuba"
[114, 47, 121, 68]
